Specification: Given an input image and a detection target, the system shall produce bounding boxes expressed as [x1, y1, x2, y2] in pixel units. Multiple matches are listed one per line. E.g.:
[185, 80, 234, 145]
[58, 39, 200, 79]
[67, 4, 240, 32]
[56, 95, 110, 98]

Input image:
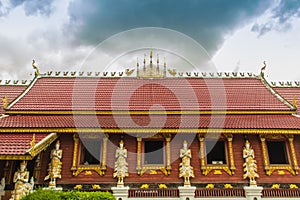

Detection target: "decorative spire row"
[136, 50, 167, 78]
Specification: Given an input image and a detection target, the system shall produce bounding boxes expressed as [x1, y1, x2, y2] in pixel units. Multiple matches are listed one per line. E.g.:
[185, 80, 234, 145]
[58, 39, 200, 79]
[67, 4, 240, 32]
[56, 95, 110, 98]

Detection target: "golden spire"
[150, 50, 153, 64]
[2, 96, 7, 109]
[136, 58, 139, 77]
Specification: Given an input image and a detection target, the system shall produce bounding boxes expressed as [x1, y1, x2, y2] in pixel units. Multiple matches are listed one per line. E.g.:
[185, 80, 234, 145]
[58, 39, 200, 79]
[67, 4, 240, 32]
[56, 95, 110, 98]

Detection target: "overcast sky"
[0, 0, 300, 81]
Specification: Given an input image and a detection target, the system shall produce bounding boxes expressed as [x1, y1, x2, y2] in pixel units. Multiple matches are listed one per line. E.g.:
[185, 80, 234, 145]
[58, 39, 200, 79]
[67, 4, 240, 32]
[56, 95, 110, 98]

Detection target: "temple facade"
[1, 52, 300, 199]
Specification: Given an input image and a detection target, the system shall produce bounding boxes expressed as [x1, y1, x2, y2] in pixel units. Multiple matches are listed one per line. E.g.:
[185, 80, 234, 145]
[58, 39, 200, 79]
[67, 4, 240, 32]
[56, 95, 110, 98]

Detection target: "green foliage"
[21, 189, 116, 200]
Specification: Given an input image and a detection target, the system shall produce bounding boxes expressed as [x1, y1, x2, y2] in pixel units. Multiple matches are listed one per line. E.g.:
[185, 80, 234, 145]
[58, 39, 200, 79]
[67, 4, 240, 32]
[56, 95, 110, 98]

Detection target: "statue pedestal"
[43, 186, 63, 191]
[244, 186, 263, 200]
[111, 186, 129, 200]
[0, 190, 5, 200]
[178, 185, 196, 200]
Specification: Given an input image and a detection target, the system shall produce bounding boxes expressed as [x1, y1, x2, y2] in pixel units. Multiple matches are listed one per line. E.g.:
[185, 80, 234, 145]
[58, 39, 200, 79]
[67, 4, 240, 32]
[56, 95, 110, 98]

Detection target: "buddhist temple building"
[1, 52, 300, 199]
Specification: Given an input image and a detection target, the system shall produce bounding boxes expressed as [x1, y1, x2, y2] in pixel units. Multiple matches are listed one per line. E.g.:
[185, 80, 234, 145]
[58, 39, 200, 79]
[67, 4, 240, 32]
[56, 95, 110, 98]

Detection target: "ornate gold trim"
[198, 134, 235, 176]
[101, 134, 108, 172]
[27, 133, 58, 157]
[165, 134, 172, 173]
[260, 134, 298, 176]
[0, 133, 57, 160]
[1, 128, 300, 134]
[0, 155, 32, 160]
[5, 110, 295, 115]
[139, 166, 169, 176]
[71, 133, 107, 177]
[71, 134, 79, 170]
[225, 134, 236, 174]
[136, 137, 142, 173]
[72, 166, 104, 176]
[136, 136, 171, 176]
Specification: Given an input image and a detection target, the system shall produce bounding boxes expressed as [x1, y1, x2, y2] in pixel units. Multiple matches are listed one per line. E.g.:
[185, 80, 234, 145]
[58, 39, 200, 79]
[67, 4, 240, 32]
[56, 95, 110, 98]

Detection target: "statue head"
[245, 140, 250, 149]
[183, 140, 188, 148]
[20, 161, 27, 172]
[55, 140, 60, 149]
[119, 140, 124, 148]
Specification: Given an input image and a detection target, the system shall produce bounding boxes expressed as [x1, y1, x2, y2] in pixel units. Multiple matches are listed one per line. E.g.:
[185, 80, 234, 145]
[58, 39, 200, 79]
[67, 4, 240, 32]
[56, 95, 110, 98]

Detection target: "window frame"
[71, 134, 108, 176]
[198, 133, 235, 176]
[260, 134, 299, 176]
[136, 134, 171, 176]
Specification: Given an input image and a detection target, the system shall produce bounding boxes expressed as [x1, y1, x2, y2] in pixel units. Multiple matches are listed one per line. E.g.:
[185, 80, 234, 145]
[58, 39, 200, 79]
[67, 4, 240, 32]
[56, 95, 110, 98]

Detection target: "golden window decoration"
[71, 134, 108, 176]
[198, 133, 235, 176]
[136, 134, 171, 176]
[260, 134, 299, 176]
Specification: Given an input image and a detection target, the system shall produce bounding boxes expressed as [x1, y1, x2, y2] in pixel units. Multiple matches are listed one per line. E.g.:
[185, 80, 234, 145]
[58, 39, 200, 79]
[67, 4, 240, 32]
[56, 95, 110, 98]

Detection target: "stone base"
[0, 191, 4, 200]
[178, 185, 196, 200]
[43, 186, 63, 191]
[111, 186, 129, 200]
[244, 186, 263, 200]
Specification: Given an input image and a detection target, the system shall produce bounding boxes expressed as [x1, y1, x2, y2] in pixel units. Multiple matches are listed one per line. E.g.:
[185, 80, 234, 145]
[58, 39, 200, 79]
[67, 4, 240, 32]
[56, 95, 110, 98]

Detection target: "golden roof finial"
[150, 50, 153, 64]
[32, 60, 39, 77]
[143, 54, 146, 65]
[137, 58, 139, 67]
[157, 54, 159, 64]
[164, 57, 166, 67]
[260, 61, 266, 77]
[2, 96, 7, 109]
[292, 97, 298, 108]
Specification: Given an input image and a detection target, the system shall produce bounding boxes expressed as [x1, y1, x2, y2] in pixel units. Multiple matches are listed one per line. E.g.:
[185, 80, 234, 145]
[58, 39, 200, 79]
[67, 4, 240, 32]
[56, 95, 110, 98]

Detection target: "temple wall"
[37, 133, 300, 186]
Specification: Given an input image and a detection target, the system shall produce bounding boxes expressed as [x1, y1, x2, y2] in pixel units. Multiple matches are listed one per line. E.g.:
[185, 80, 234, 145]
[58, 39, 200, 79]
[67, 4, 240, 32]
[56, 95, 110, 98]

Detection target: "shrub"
[22, 189, 116, 200]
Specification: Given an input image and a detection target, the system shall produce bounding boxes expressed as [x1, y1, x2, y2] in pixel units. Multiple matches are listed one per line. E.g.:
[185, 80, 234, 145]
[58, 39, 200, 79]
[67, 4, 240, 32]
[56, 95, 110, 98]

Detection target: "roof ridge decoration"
[0, 80, 29, 86]
[271, 81, 300, 87]
[39, 70, 258, 79]
[258, 62, 296, 111]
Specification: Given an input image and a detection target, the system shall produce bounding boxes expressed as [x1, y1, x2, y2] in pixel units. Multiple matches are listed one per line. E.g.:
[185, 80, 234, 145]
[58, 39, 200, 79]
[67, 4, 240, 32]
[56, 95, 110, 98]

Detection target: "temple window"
[71, 134, 108, 176]
[136, 134, 171, 176]
[206, 141, 227, 165]
[266, 141, 289, 164]
[80, 140, 101, 165]
[198, 134, 235, 176]
[260, 134, 299, 176]
[144, 140, 164, 165]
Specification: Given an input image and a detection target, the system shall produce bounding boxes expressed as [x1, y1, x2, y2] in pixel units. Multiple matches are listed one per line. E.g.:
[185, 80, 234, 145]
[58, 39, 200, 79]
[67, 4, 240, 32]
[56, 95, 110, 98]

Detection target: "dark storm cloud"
[68, 0, 273, 54]
[0, 0, 54, 16]
[252, 0, 300, 36]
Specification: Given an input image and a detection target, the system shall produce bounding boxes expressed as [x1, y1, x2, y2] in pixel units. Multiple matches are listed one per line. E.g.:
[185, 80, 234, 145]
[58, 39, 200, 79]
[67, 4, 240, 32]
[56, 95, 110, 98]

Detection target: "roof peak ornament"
[260, 61, 267, 78]
[32, 60, 39, 77]
[137, 50, 166, 78]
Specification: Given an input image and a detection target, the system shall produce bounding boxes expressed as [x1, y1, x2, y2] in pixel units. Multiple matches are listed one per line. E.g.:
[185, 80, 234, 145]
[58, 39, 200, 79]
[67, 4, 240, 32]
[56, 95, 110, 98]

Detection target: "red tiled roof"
[274, 87, 300, 108]
[0, 85, 26, 114]
[0, 114, 299, 130]
[8, 77, 291, 111]
[0, 133, 49, 155]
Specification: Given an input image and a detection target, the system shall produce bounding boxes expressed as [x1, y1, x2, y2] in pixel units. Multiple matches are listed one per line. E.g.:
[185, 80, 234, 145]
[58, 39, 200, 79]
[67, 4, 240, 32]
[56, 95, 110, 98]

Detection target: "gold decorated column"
[198, 134, 205, 170]
[165, 135, 171, 173]
[136, 137, 142, 174]
[288, 135, 299, 174]
[259, 135, 270, 175]
[71, 134, 79, 170]
[101, 134, 108, 171]
[226, 134, 235, 174]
